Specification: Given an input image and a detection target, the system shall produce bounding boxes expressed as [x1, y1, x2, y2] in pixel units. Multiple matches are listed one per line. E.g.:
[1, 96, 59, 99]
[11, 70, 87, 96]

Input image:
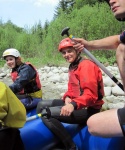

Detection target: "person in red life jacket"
[72, 0, 125, 138]
[36, 38, 104, 150]
[2, 48, 42, 110]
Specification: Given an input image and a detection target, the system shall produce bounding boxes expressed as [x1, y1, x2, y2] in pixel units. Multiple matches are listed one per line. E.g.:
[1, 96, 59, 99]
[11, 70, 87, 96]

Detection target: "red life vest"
[11, 62, 41, 94]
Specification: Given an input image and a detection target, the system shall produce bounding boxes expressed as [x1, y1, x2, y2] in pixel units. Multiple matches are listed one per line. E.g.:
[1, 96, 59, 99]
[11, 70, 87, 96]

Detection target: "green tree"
[54, 0, 75, 18]
[31, 21, 43, 41]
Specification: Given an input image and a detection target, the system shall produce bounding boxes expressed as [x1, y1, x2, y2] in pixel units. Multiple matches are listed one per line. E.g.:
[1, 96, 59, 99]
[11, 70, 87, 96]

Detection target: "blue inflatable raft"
[20, 109, 125, 150]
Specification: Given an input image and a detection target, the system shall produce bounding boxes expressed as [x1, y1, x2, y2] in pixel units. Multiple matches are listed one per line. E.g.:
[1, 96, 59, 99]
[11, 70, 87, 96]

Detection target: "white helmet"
[2, 48, 21, 59]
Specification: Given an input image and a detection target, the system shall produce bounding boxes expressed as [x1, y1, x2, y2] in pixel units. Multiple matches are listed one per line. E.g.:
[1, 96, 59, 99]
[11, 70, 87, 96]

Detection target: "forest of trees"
[0, 0, 125, 67]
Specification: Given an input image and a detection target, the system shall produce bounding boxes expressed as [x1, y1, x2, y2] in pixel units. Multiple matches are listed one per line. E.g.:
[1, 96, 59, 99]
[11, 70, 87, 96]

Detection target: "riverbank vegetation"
[0, 0, 125, 67]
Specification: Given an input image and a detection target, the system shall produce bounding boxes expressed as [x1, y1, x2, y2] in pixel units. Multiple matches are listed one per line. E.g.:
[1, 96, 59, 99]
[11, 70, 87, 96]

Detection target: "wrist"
[69, 101, 77, 109]
[65, 96, 70, 100]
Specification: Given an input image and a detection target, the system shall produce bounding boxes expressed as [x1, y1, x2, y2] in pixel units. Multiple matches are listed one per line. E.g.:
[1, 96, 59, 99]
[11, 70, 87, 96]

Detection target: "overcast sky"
[0, 0, 59, 28]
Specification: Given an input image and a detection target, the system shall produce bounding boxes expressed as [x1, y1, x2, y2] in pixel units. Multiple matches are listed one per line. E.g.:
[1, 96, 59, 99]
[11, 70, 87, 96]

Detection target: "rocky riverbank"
[0, 64, 125, 110]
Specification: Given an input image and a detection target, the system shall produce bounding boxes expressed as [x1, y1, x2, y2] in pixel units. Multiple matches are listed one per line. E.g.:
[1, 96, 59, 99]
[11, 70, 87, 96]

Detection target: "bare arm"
[73, 35, 120, 51]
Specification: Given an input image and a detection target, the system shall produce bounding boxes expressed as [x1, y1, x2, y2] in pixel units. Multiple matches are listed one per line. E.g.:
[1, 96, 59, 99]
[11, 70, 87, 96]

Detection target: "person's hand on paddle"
[71, 38, 88, 52]
[60, 103, 74, 116]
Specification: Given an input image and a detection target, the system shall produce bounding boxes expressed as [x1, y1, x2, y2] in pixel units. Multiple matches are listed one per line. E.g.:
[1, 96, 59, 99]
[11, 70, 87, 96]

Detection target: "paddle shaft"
[83, 48, 124, 91]
[26, 114, 41, 122]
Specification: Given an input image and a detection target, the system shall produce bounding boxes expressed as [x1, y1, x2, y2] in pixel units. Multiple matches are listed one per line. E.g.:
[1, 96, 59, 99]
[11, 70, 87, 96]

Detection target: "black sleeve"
[70, 101, 77, 110]
[120, 31, 125, 44]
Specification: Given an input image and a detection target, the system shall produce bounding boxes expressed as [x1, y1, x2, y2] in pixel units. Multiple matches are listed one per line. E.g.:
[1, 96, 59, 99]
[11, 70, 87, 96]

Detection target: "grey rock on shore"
[0, 65, 125, 110]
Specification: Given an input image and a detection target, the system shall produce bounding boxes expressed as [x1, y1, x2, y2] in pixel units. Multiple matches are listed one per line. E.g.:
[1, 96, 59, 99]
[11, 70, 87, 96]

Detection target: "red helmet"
[58, 38, 73, 51]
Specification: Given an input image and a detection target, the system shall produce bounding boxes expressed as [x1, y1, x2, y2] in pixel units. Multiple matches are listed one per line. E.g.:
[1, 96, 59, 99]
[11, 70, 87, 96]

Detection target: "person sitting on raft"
[37, 37, 104, 150]
[2, 48, 42, 110]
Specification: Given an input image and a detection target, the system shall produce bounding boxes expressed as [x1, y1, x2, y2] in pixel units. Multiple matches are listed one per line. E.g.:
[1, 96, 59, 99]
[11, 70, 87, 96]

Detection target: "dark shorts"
[117, 107, 125, 136]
